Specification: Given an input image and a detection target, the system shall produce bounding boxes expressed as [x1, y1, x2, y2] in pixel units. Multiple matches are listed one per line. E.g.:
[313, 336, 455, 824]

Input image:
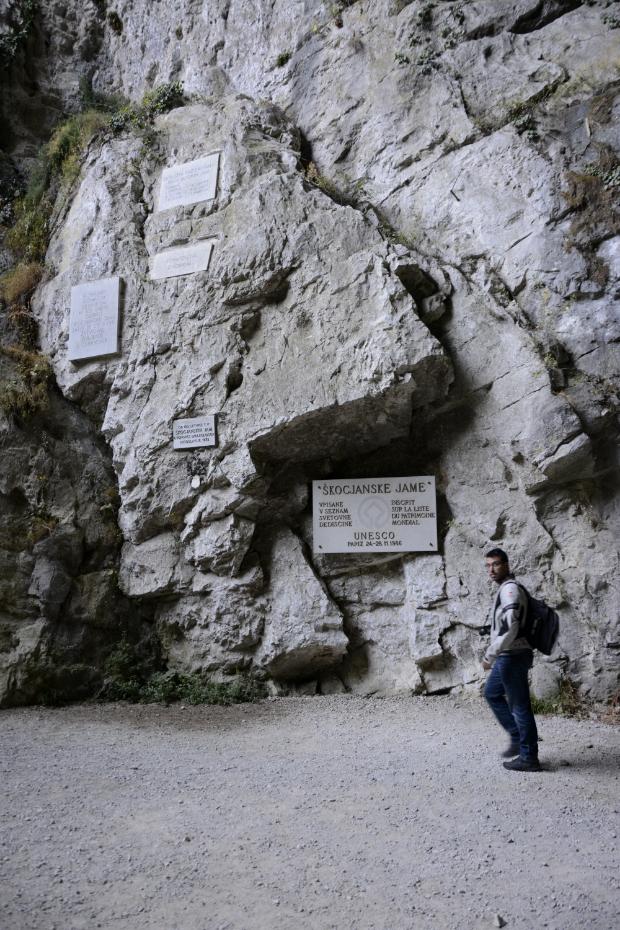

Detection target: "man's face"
[486, 557, 510, 584]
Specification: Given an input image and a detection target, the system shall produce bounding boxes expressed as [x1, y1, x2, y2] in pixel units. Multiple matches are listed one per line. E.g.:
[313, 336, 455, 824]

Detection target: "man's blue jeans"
[483, 651, 538, 762]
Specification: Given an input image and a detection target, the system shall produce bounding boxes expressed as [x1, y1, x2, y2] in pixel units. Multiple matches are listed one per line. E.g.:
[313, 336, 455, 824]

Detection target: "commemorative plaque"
[157, 153, 220, 211]
[173, 416, 217, 450]
[312, 477, 437, 553]
[68, 276, 120, 361]
[151, 241, 213, 280]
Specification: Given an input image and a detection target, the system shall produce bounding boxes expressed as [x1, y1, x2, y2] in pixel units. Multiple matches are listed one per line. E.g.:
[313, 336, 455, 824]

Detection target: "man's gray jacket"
[484, 577, 532, 667]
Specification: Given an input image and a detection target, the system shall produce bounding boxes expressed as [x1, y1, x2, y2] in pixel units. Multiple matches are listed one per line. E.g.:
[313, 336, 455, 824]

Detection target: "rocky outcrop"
[1, 0, 619, 703]
[32, 94, 451, 683]
[0, 369, 149, 705]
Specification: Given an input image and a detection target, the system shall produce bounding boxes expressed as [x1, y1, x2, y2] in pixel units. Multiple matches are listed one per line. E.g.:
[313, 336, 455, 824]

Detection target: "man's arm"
[484, 581, 527, 666]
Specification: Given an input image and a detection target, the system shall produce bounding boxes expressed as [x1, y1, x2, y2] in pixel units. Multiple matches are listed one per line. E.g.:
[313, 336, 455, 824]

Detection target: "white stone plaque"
[157, 153, 220, 211]
[173, 416, 217, 450]
[68, 276, 120, 361]
[312, 477, 437, 553]
[151, 241, 213, 280]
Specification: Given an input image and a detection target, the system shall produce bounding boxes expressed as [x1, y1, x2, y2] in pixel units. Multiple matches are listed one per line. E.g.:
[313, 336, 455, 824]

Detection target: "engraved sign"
[68, 277, 120, 361]
[173, 416, 217, 450]
[151, 241, 213, 280]
[312, 477, 437, 553]
[157, 153, 219, 211]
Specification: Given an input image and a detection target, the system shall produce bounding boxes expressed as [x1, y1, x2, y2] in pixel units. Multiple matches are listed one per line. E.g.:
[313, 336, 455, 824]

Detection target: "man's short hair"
[485, 548, 508, 563]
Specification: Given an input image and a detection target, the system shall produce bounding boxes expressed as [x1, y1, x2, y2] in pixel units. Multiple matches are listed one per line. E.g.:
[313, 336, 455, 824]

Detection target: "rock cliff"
[1, 0, 619, 703]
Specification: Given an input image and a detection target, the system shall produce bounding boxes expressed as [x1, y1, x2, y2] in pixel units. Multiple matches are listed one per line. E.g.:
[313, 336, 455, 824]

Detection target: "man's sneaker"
[501, 742, 521, 758]
[503, 757, 541, 772]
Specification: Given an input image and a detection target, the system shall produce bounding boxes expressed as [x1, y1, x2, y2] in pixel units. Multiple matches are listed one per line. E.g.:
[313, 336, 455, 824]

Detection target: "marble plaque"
[157, 153, 220, 211]
[312, 477, 437, 553]
[68, 277, 120, 361]
[151, 241, 213, 280]
[173, 416, 217, 450]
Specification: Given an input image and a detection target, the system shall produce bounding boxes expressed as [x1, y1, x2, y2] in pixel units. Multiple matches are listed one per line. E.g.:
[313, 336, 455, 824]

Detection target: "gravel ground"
[1, 694, 619, 930]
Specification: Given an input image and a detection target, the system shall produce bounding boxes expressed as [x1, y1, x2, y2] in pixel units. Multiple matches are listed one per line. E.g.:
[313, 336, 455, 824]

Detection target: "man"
[482, 548, 540, 772]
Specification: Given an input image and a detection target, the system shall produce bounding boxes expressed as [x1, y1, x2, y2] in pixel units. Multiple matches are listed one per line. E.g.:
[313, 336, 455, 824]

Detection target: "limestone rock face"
[1, 0, 619, 702]
[0, 376, 145, 706]
[29, 95, 451, 683]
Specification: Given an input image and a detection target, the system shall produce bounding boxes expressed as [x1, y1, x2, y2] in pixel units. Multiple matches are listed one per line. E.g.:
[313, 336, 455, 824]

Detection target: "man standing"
[482, 548, 540, 772]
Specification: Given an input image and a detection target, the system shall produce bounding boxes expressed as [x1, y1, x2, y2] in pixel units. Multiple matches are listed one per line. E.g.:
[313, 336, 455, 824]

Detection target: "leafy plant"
[101, 636, 267, 705]
[140, 671, 267, 706]
[6, 197, 52, 264]
[417, 2, 436, 27]
[415, 47, 440, 74]
[0, 346, 53, 424]
[0, 0, 38, 68]
[601, 11, 620, 28]
[377, 218, 418, 249]
[276, 50, 292, 67]
[304, 162, 368, 208]
[0, 262, 44, 308]
[531, 677, 584, 717]
[108, 80, 185, 132]
[107, 10, 123, 34]
[102, 635, 144, 701]
[27, 502, 58, 547]
[78, 77, 125, 115]
[583, 159, 620, 192]
[564, 146, 620, 285]
[7, 108, 109, 265]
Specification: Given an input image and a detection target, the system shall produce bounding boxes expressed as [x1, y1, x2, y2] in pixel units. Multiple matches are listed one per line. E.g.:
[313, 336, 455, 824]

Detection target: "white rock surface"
[2, 0, 619, 702]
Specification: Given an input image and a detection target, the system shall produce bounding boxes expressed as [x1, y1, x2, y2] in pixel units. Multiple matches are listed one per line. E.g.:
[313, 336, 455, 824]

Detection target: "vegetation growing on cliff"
[303, 162, 368, 208]
[530, 677, 586, 717]
[102, 636, 267, 706]
[0, 0, 38, 68]
[0, 77, 187, 406]
[564, 144, 620, 287]
[0, 345, 53, 423]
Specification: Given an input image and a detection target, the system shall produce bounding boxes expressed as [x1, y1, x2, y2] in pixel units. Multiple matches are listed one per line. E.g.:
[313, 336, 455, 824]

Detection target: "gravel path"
[1, 694, 619, 930]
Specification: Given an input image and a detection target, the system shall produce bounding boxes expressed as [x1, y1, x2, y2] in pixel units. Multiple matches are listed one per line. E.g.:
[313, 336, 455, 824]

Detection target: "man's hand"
[482, 660, 492, 670]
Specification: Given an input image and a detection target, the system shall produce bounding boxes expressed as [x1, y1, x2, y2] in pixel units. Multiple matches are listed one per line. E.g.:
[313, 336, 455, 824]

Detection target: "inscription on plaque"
[151, 241, 213, 280]
[312, 477, 437, 553]
[68, 277, 120, 361]
[157, 153, 220, 211]
[173, 416, 217, 450]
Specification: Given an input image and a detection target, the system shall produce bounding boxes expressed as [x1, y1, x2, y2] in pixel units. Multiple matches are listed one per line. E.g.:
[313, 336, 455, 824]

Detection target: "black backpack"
[506, 580, 560, 655]
[480, 580, 560, 656]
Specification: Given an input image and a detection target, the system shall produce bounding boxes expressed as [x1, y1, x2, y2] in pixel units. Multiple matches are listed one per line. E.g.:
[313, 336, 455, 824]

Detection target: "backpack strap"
[495, 578, 528, 631]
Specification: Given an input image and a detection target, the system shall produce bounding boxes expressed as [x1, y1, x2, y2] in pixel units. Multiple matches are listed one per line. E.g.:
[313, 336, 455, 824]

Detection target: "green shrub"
[601, 11, 620, 28]
[531, 677, 583, 717]
[107, 11, 123, 34]
[0, 345, 54, 423]
[109, 80, 185, 132]
[139, 670, 267, 706]
[276, 50, 292, 67]
[0, 0, 38, 68]
[23, 650, 66, 706]
[304, 162, 368, 208]
[102, 636, 267, 705]
[6, 197, 52, 264]
[417, 2, 436, 27]
[27, 502, 58, 547]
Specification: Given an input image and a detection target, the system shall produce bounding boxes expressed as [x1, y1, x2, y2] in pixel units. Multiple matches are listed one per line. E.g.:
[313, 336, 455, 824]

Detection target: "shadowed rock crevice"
[509, 0, 584, 34]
